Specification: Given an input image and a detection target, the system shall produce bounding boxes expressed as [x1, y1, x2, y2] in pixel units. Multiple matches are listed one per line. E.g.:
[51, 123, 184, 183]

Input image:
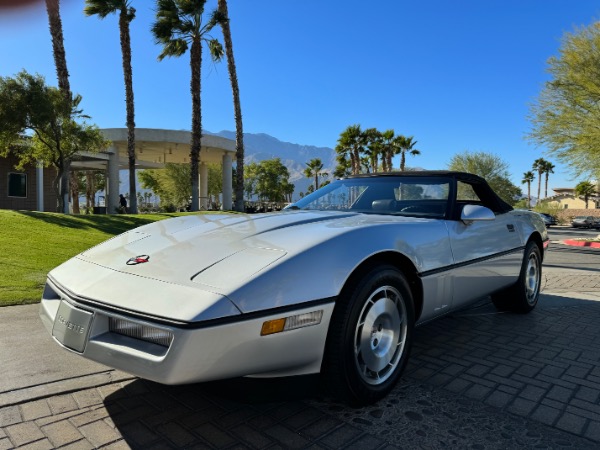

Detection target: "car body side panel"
[417, 272, 453, 325]
[445, 212, 525, 308]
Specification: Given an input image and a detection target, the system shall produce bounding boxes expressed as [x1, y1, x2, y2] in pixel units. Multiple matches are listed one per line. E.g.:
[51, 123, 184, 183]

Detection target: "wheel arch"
[340, 251, 424, 322]
[527, 231, 544, 262]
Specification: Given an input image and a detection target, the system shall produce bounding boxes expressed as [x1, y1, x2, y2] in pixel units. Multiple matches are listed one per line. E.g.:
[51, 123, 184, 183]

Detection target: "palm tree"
[574, 181, 597, 209]
[522, 171, 535, 208]
[335, 125, 365, 175]
[85, 0, 138, 213]
[217, 0, 244, 212]
[363, 128, 382, 173]
[45, 0, 72, 213]
[542, 160, 555, 199]
[397, 135, 420, 171]
[532, 158, 547, 203]
[379, 129, 396, 172]
[304, 158, 324, 191]
[46, 0, 71, 101]
[152, 0, 224, 211]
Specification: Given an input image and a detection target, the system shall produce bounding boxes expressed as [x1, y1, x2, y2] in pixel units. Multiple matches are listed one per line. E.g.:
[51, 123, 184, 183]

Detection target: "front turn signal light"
[261, 310, 323, 336]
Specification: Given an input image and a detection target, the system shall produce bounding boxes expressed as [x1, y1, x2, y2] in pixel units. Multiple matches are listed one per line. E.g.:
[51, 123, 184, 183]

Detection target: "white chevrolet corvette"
[40, 172, 548, 404]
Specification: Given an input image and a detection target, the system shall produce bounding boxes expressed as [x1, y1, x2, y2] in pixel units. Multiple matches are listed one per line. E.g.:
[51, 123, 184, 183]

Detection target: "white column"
[200, 162, 208, 210]
[36, 161, 44, 212]
[107, 146, 120, 214]
[222, 153, 233, 211]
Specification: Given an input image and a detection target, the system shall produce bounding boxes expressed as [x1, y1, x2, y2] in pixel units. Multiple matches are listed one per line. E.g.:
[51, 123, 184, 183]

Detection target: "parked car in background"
[571, 216, 596, 228]
[539, 213, 557, 227]
[593, 218, 600, 230]
[40, 171, 549, 405]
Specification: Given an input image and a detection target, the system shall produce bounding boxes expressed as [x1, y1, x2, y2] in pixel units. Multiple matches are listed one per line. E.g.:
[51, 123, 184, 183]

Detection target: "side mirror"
[461, 204, 495, 224]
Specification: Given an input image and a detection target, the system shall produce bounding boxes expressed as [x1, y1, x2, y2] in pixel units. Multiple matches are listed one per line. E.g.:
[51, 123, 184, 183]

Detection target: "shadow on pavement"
[103, 376, 328, 449]
[100, 295, 600, 448]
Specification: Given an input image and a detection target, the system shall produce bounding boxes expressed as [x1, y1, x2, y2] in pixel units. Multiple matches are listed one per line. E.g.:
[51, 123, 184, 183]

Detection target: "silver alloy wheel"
[525, 252, 540, 304]
[354, 285, 407, 385]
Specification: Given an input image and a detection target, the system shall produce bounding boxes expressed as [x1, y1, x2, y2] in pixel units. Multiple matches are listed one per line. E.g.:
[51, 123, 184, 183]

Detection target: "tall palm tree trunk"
[527, 182, 531, 208]
[46, 0, 71, 99]
[544, 173, 549, 199]
[45, 0, 71, 213]
[537, 175, 542, 204]
[119, 5, 137, 213]
[190, 37, 202, 212]
[400, 152, 406, 171]
[218, 0, 244, 212]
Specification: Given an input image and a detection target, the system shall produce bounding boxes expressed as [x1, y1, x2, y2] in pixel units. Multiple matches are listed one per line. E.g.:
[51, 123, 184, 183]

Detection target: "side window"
[456, 181, 481, 202]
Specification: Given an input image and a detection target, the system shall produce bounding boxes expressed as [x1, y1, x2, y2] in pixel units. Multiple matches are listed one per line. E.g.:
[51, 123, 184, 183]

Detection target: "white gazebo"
[68, 128, 236, 212]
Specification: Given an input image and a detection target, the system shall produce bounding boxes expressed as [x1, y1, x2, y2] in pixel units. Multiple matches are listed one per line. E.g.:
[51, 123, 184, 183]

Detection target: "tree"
[522, 171, 535, 208]
[45, 0, 74, 212]
[246, 158, 292, 202]
[139, 163, 190, 211]
[397, 135, 420, 171]
[45, 0, 71, 101]
[528, 21, 600, 179]
[542, 160, 555, 199]
[333, 153, 352, 179]
[336, 124, 365, 175]
[304, 158, 325, 191]
[85, 0, 138, 214]
[532, 158, 547, 202]
[152, 0, 224, 211]
[217, 0, 244, 212]
[380, 129, 396, 172]
[0, 71, 108, 212]
[574, 180, 597, 209]
[363, 128, 382, 173]
[448, 151, 522, 205]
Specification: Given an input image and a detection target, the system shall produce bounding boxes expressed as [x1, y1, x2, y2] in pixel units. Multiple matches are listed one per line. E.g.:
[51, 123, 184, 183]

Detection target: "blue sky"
[1, 0, 600, 192]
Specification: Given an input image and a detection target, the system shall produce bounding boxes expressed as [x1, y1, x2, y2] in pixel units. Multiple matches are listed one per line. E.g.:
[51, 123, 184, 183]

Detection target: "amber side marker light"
[261, 310, 324, 336]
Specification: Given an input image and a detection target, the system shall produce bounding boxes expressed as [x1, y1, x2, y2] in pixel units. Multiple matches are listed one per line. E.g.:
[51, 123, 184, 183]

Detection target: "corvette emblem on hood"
[126, 255, 150, 265]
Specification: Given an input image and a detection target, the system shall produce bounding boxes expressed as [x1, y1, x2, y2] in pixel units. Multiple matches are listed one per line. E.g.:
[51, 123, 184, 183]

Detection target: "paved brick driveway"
[1, 246, 600, 449]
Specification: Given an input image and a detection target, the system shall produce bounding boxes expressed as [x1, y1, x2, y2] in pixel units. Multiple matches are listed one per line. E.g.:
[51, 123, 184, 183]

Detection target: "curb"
[563, 239, 600, 249]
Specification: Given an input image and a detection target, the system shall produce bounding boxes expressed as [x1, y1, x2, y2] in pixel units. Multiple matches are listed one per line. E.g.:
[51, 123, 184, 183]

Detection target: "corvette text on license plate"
[52, 300, 93, 353]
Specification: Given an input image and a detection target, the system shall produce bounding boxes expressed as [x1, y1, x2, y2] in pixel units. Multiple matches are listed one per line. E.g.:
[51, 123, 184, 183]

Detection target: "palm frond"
[83, 0, 123, 18]
[179, 0, 207, 17]
[157, 39, 188, 60]
[207, 39, 224, 62]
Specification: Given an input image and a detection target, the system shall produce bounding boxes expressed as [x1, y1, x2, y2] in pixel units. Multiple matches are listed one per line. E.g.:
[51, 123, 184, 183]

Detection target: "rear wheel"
[322, 264, 415, 405]
[491, 241, 541, 313]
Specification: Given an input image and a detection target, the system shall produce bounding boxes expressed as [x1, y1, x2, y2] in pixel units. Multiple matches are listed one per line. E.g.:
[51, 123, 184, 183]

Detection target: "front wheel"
[322, 264, 415, 405]
[491, 241, 541, 313]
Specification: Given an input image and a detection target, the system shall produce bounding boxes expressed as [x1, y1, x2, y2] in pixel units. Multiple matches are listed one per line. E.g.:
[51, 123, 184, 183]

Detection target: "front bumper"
[40, 279, 335, 384]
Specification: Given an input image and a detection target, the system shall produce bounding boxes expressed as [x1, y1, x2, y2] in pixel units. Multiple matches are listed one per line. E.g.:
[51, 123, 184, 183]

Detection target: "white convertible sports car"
[40, 171, 548, 404]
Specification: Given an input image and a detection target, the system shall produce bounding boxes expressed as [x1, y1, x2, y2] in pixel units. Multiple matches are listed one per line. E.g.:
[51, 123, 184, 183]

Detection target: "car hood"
[73, 211, 357, 282]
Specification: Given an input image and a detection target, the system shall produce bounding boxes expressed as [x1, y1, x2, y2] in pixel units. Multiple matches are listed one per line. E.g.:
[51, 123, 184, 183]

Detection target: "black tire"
[491, 241, 542, 313]
[322, 264, 415, 405]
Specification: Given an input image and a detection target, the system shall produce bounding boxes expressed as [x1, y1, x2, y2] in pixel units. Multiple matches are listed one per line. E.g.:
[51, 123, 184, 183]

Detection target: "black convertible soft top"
[345, 171, 513, 215]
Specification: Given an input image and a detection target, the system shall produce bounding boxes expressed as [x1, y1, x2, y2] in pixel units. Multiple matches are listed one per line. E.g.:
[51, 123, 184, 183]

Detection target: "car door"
[446, 181, 523, 310]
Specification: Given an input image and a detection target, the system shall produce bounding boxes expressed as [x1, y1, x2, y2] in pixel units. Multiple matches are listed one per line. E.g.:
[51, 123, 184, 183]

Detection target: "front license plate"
[52, 301, 93, 353]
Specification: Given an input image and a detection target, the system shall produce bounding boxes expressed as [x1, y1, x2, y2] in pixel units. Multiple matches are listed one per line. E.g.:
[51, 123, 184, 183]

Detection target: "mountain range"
[209, 130, 337, 198]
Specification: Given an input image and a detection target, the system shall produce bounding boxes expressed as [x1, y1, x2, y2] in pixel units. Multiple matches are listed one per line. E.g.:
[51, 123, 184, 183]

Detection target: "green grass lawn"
[0, 210, 212, 307]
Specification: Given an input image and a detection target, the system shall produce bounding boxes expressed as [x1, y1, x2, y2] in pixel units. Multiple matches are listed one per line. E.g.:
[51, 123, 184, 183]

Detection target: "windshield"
[289, 176, 451, 218]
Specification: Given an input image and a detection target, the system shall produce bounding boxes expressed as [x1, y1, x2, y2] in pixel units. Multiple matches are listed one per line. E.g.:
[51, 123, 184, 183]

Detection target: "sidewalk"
[2, 261, 600, 448]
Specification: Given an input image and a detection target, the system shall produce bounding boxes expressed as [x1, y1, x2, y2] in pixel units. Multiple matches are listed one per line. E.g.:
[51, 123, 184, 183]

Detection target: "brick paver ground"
[2, 242, 600, 448]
